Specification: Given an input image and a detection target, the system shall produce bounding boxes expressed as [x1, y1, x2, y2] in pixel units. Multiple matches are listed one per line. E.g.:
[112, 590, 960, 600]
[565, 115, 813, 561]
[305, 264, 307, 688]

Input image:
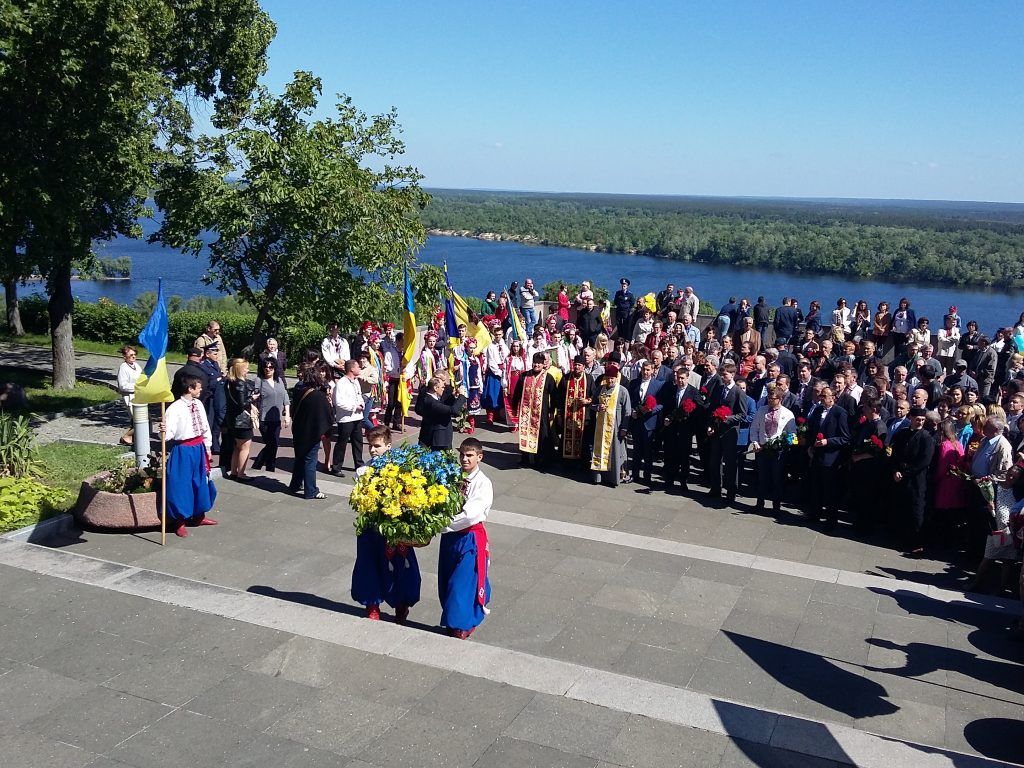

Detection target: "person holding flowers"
[628, 359, 665, 484]
[749, 384, 797, 513]
[661, 365, 703, 492]
[706, 361, 748, 505]
[804, 386, 851, 530]
[438, 437, 493, 639]
[848, 397, 889, 532]
[889, 406, 935, 553]
[351, 426, 420, 623]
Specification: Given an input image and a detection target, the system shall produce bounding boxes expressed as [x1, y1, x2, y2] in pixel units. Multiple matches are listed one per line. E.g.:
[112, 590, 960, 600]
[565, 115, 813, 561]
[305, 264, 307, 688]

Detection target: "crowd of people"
[115, 280, 1024, 637]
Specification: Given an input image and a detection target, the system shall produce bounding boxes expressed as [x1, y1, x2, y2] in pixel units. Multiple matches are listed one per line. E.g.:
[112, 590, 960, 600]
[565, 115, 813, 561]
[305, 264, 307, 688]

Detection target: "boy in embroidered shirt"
[438, 437, 492, 638]
[159, 375, 218, 538]
[351, 426, 420, 623]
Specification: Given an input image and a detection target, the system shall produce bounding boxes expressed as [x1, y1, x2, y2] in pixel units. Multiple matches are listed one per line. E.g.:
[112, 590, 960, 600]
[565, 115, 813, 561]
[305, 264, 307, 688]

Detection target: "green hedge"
[17, 294, 332, 365]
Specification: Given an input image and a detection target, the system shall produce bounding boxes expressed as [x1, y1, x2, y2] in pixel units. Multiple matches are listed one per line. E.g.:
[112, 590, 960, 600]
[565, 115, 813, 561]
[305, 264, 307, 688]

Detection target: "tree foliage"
[423, 191, 1024, 289]
[153, 71, 431, 347]
[0, 0, 275, 387]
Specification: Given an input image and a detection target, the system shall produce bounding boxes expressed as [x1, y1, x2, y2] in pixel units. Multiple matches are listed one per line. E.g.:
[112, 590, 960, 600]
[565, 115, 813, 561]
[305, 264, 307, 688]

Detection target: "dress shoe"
[395, 605, 410, 625]
[449, 628, 472, 640]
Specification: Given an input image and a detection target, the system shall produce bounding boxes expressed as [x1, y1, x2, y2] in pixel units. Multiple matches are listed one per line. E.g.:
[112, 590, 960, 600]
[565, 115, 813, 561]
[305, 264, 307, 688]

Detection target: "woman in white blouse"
[116, 345, 143, 445]
[831, 298, 852, 343]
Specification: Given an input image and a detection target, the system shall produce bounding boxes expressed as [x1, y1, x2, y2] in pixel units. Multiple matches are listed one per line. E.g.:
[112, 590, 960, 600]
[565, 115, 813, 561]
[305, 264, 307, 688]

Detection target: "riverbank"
[427, 228, 643, 254]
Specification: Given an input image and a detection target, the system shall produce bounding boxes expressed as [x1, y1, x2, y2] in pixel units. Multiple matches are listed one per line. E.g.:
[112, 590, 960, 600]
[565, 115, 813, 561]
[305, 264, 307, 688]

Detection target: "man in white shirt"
[749, 386, 797, 513]
[330, 360, 364, 476]
[438, 437, 492, 639]
[482, 324, 510, 424]
[680, 314, 700, 344]
[322, 322, 351, 378]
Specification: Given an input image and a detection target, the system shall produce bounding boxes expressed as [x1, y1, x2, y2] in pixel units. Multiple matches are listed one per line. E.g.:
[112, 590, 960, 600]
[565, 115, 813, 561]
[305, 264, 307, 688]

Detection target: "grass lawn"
[0, 331, 189, 365]
[37, 442, 127, 513]
[0, 366, 118, 415]
[0, 441, 126, 533]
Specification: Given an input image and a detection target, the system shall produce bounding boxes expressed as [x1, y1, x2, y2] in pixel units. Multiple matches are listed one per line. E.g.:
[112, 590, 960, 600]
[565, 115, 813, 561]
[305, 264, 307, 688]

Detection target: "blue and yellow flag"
[503, 284, 527, 342]
[133, 280, 174, 404]
[444, 262, 490, 352]
[398, 267, 417, 416]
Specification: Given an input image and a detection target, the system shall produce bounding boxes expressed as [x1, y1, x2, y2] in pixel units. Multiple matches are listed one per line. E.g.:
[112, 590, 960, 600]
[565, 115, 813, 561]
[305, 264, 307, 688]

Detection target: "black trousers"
[663, 426, 696, 487]
[631, 427, 656, 481]
[253, 421, 281, 471]
[708, 429, 739, 494]
[755, 450, 786, 506]
[384, 377, 401, 428]
[806, 464, 840, 523]
[332, 420, 364, 472]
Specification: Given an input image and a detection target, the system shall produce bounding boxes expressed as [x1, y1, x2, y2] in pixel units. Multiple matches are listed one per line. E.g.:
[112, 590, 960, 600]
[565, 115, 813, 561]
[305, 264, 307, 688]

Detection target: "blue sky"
[257, 0, 1023, 202]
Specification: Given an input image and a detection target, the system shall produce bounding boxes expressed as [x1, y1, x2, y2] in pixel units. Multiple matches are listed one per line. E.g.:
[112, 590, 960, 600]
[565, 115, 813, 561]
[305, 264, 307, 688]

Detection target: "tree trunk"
[4, 277, 24, 336]
[48, 261, 75, 390]
[249, 282, 280, 356]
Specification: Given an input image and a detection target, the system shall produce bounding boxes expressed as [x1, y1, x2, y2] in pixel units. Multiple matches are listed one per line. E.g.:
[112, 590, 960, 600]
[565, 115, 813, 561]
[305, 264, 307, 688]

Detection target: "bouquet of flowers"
[948, 459, 996, 507]
[760, 432, 798, 454]
[350, 445, 465, 546]
[665, 396, 697, 428]
[795, 416, 809, 445]
[858, 434, 888, 458]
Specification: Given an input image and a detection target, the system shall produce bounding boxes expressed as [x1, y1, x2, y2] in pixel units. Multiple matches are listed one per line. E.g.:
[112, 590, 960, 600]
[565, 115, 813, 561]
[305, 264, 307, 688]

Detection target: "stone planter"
[74, 475, 160, 529]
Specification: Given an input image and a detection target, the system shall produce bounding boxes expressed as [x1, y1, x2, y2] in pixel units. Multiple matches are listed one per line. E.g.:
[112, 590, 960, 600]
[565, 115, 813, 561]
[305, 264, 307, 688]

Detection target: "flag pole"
[160, 401, 167, 546]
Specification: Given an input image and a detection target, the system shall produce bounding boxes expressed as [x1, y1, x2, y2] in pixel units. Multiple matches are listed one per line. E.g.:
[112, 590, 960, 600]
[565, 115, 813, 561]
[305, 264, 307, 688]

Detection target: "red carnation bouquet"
[667, 396, 698, 426]
[712, 405, 733, 424]
[639, 394, 658, 414]
[682, 398, 697, 415]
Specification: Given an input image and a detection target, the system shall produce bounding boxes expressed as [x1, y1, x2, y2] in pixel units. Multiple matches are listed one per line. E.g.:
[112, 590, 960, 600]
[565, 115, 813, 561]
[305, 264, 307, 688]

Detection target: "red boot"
[174, 523, 189, 538]
[366, 604, 381, 621]
[467, 417, 475, 435]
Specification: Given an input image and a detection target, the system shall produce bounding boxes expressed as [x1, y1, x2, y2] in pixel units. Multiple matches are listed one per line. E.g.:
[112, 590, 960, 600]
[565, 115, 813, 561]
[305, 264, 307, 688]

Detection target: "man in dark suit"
[889, 407, 935, 553]
[885, 398, 910, 446]
[791, 362, 821, 417]
[805, 386, 850, 530]
[773, 298, 799, 348]
[656, 283, 676, 315]
[418, 375, 467, 450]
[660, 366, 703, 492]
[628, 361, 665, 484]
[706, 361, 749, 504]
[774, 339, 799, 378]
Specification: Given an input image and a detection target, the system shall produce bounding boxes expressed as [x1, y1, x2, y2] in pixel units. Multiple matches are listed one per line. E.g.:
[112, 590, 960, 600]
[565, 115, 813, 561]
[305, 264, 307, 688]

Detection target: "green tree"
[0, 0, 274, 388]
[154, 71, 430, 347]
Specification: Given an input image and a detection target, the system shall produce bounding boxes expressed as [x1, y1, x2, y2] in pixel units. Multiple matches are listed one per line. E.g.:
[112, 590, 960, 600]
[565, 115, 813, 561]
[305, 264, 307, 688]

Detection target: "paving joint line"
[308, 476, 1020, 617]
[0, 538, 1013, 768]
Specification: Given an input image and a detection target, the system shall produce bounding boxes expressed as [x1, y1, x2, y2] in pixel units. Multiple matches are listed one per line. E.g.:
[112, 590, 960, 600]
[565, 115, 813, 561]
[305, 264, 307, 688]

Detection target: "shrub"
[73, 297, 142, 345]
[0, 476, 69, 533]
[167, 311, 256, 358]
[16, 294, 49, 334]
[277, 319, 325, 366]
[0, 412, 41, 477]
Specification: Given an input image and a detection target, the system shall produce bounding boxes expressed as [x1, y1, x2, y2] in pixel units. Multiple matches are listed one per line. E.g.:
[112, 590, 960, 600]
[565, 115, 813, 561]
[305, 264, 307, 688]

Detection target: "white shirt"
[444, 468, 492, 532]
[164, 397, 212, 448]
[750, 405, 796, 446]
[683, 294, 699, 320]
[483, 338, 509, 376]
[333, 375, 364, 423]
[117, 361, 142, 396]
[632, 320, 653, 344]
[321, 335, 351, 369]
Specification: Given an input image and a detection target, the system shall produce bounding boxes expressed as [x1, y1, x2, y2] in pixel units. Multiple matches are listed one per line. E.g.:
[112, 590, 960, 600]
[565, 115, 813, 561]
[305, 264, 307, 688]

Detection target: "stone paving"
[2, 346, 1023, 766]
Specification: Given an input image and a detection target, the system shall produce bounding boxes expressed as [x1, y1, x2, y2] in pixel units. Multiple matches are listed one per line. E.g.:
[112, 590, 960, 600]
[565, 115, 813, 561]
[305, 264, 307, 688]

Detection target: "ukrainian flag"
[133, 280, 174, 404]
[503, 284, 527, 342]
[444, 263, 490, 352]
[398, 267, 416, 416]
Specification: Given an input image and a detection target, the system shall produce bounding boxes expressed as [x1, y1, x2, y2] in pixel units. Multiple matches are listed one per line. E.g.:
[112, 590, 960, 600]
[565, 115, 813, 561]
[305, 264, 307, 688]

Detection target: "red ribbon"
[465, 522, 489, 608]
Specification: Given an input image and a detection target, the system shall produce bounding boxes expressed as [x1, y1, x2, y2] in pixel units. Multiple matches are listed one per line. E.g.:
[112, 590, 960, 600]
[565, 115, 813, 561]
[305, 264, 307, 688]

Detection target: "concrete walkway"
[2, 422, 1022, 766]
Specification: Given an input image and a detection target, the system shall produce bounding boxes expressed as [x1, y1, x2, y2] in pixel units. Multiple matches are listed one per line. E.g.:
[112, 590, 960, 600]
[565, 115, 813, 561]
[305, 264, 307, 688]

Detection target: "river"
[41, 225, 1024, 329]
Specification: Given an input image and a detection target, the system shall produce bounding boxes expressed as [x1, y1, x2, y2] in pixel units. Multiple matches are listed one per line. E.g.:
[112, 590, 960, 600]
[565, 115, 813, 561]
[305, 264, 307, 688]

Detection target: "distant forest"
[421, 191, 1024, 288]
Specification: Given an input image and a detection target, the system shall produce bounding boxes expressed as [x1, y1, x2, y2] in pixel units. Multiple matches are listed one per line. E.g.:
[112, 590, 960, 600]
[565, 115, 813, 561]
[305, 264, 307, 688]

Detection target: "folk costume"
[164, 395, 217, 534]
[351, 465, 421, 620]
[481, 329, 508, 423]
[590, 364, 631, 486]
[511, 367, 557, 463]
[416, 331, 446, 385]
[438, 466, 493, 635]
[558, 361, 594, 462]
[502, 348, 526, 429]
